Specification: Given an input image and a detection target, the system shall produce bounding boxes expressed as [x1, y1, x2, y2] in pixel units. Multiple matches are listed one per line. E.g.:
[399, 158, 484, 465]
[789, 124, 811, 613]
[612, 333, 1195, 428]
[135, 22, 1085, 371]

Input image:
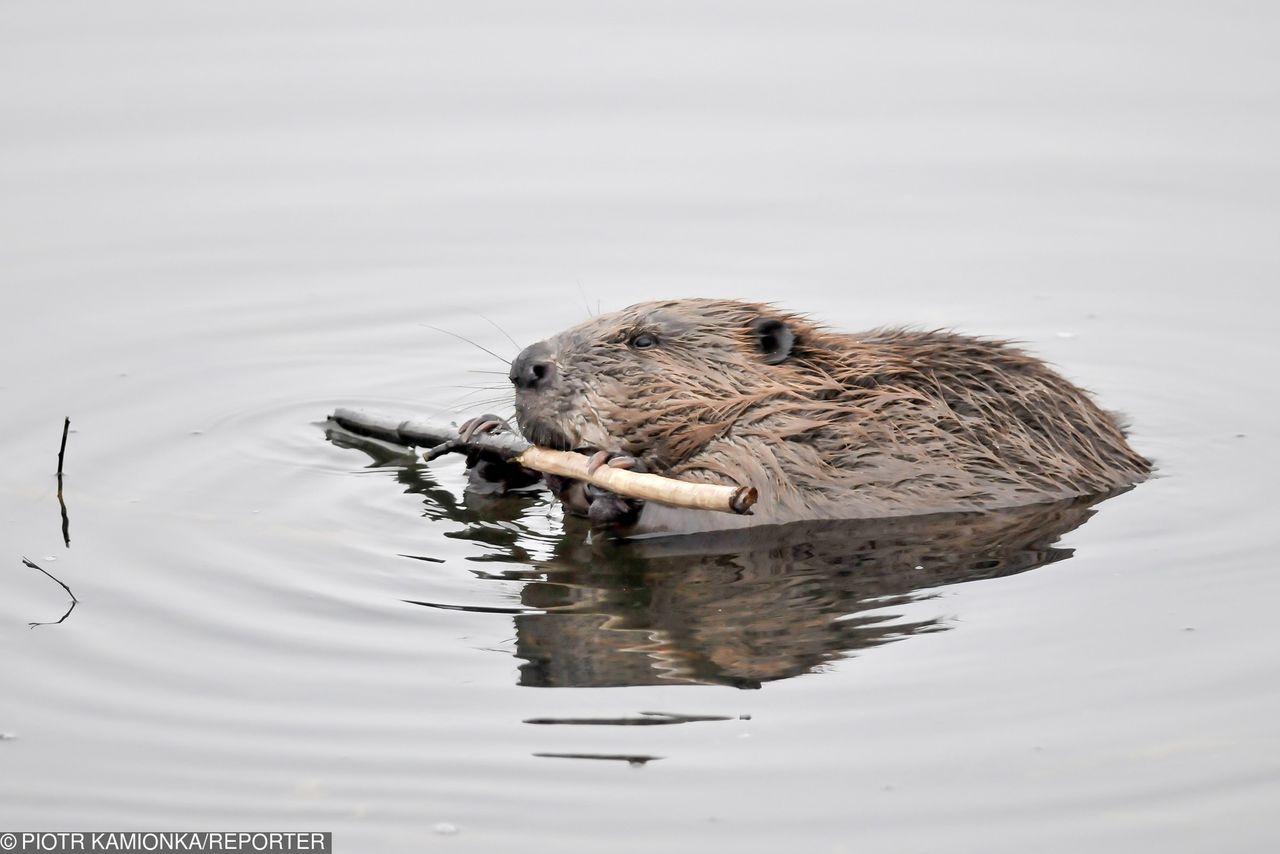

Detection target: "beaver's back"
[745, 327, 1147, 513]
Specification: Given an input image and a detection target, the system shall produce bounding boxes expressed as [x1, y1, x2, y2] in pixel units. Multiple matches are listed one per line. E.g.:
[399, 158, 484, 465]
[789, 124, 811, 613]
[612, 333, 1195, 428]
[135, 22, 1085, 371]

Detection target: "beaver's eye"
[630, 332, 659, 350]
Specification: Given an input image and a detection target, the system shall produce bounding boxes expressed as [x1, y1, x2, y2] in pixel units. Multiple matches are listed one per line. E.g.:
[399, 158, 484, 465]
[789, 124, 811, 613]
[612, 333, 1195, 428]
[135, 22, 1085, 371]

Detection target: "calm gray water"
[2, 2, 1278, 851]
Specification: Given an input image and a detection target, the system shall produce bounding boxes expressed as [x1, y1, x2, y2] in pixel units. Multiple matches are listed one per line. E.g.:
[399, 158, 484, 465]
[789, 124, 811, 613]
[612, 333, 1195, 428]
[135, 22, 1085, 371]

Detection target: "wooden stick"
[329, 408, 757, 515]
[515, 446, 755, 514]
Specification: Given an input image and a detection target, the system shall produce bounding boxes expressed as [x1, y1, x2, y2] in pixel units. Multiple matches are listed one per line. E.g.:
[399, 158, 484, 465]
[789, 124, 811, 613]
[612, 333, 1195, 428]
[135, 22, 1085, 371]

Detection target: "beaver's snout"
[510, 341, 556, 391]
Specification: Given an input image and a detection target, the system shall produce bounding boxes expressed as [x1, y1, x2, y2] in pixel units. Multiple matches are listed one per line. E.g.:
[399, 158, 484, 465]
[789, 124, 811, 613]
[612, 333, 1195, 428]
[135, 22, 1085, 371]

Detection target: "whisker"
[441, 389, 512, 408]
[423, 324, 511, 366]
[418, 386, 510, 409]
[470, 310, 521, 352]
[420, 383, 504, 393]
[430, 396, 509, 412]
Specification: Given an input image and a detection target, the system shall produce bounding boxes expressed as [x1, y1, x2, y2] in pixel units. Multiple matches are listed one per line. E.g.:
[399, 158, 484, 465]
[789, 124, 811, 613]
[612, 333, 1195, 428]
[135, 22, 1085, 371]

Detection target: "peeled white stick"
[329, 407, 757, 515]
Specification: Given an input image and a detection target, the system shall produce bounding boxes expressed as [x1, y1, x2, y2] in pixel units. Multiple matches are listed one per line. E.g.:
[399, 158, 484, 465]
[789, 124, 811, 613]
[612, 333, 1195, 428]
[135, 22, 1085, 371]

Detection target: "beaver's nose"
[510, 341, 556, 391]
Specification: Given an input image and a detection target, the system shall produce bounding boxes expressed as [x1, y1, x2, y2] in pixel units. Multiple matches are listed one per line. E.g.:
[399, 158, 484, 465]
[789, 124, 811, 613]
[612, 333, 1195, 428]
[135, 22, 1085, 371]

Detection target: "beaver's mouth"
[517, 413, 628, 464]
[517, 415, 577, 453]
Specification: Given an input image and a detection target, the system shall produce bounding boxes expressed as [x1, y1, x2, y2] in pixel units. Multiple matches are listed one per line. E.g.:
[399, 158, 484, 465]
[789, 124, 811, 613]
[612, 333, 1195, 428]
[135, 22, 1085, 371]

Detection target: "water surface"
[2, 2, 1278, 852]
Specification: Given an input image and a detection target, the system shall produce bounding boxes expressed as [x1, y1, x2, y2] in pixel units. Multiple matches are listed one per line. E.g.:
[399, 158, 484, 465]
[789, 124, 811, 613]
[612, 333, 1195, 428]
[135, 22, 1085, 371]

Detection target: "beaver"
[465, 298, 1149, 535]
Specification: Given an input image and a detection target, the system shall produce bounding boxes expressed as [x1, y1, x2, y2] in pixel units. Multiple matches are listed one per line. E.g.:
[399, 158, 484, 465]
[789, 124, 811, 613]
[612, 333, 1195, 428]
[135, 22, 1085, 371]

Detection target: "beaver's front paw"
[583, 451, 646, 532]
[585, 488, 643, 530]
[458, 413, 511, 443]
[459, 413, 541, 494]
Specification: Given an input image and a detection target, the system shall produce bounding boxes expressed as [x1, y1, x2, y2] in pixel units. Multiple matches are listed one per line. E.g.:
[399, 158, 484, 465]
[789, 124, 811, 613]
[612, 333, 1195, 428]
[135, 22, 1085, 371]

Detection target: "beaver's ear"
[752, 317, 795, 365]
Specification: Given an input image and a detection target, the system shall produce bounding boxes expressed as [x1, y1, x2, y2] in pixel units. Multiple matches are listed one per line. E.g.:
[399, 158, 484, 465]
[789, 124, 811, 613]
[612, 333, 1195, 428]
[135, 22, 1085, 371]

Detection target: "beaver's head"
[509, 299, 820, 471]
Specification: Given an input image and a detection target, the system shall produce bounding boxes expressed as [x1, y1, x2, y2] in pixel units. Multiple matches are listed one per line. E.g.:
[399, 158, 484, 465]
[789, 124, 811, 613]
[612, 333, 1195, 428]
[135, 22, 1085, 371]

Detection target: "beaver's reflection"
[328, 425, 1113, 690]
[504, 497, 1107, 689]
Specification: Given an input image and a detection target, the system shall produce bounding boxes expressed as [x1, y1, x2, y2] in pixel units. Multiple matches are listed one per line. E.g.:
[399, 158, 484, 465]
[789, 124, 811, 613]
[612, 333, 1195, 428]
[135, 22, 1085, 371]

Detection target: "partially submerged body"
[473, 299, 1149, 536]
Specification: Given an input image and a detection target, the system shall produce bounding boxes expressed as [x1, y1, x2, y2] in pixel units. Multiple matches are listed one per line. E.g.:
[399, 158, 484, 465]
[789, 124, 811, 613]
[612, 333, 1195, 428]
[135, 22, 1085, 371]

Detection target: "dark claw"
[585, 450, 611, 475]
[585, 451, 640, 476]
[584, 449, 644, 476]
[581, 451, 646, 532]
[459, 413, 510, 444]
[460, 413, 539, 494]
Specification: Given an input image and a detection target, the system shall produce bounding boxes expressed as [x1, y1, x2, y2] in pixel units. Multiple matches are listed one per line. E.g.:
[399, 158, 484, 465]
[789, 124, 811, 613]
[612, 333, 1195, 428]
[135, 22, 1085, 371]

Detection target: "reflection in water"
[329, 426, 1116, 690]
[57, 417, 72, 548]
[19, 557, 79, 629]
[509, 500, 1107, 689]
[327, 426, 558, 562]
[533, 753, 662, 766]
[524, 712, 745, 726]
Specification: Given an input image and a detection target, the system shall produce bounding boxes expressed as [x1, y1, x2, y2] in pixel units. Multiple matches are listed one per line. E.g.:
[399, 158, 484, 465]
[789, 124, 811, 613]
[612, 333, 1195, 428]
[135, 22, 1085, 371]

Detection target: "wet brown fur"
[513, 299, 1150, 532]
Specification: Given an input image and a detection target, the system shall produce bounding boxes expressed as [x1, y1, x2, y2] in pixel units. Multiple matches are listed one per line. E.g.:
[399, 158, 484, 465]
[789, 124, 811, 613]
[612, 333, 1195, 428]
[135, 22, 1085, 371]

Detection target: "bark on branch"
[329, 407, 757, 516]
